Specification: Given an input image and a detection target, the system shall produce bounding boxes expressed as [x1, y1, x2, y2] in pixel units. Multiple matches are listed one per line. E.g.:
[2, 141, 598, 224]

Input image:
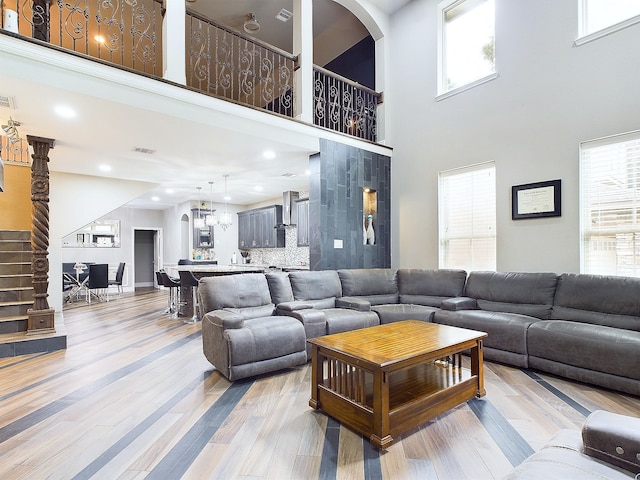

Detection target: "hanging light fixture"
[243, 13, 260, 34]
[1, 117, 21, 144]
[218, 175, 233, 231]
[193, 186, 205, 228]
[205, 181, 218, 226]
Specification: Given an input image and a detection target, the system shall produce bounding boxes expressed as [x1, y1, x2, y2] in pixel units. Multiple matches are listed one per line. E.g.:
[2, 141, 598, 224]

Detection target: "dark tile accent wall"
[309, 139, 391, 270]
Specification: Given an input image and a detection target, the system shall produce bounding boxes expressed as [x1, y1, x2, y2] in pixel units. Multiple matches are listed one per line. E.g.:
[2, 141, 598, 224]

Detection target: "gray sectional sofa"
[198, 268, 640, 396]
[504, 409, 640, 479]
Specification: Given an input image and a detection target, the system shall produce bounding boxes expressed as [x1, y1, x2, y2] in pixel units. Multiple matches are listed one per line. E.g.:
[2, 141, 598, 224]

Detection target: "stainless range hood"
[278, 191, 299, 227]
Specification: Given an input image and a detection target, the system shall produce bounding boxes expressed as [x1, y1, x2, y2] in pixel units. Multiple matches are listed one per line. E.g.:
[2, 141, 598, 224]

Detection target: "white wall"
[161, 199, 241, 267]
[387, 0, 640, 273]
[50, 172, 158, 311]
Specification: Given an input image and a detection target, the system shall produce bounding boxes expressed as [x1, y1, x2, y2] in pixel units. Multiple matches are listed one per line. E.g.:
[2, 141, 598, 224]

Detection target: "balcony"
[0, 0, 382, 143]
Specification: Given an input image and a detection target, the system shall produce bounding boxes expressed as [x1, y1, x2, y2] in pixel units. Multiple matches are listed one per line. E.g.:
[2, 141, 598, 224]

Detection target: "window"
[439, 162, 496, 271]
[438, 0, 496, 97]
[580, 131, 640, 277]
[577, 0, 640, 44]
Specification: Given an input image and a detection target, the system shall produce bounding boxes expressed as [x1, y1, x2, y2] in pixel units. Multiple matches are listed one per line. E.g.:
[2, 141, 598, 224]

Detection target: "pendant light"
[218, 175, 233, 231]
[205, 181, 218, 226]
[193, 186, 205, 228]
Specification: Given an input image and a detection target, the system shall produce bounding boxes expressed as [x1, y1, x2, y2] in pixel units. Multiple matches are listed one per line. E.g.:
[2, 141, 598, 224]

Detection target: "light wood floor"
[0, 288, 639, 480]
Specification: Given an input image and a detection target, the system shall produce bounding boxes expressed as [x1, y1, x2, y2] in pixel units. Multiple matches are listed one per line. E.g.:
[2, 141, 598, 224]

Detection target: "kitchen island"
[164, 264, 266, 319]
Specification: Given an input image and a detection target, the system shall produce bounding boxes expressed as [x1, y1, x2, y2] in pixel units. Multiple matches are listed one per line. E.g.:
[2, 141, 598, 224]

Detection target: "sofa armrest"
[207, 310, 244, 329]
[582, 410, 640, 474]
[276, 300, 314, 312]
[336, 296, 371, 312]
[279, 307, 327, 342]
[441, 296, 478, 311]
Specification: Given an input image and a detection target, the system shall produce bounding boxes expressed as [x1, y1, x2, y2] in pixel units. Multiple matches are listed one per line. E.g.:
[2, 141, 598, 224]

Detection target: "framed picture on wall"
[512, 179, 561, 220]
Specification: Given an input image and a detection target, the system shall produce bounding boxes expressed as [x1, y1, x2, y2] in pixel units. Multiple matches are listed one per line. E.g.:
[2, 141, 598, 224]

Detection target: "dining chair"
[87, 264, 109, 303]
[108, 262, 125, 298]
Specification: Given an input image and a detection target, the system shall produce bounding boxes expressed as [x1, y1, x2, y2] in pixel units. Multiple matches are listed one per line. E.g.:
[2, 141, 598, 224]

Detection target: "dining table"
[63, 262, 90, 303]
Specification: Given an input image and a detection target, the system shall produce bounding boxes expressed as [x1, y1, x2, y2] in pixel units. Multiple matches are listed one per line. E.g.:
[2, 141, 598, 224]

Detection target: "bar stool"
[178, 270, 200, 324]
[158, 270, 181, 317]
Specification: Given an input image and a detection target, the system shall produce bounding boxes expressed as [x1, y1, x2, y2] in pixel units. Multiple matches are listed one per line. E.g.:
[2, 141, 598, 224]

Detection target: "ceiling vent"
[276, 8, 293, 22]
[133, 147, 156, 155]
[0, 95, 17, 109]
[281, 172, 297, 178]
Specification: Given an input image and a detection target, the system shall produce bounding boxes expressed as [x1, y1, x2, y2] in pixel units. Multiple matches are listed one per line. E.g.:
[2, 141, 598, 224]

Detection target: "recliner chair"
[198, 273, 307, 381]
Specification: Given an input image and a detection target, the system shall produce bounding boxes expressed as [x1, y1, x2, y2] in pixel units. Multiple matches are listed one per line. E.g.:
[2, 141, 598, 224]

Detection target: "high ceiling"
[0, 0, 407, 210]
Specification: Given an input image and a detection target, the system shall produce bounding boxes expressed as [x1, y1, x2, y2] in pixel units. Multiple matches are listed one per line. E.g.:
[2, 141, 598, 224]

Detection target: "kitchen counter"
[165, 264, 310, 277]
[165, 264, 265, 276]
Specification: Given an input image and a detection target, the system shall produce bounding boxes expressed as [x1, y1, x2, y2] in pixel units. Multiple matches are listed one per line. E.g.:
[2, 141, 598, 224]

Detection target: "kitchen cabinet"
[238, 205, 285, 249]
[192, 209, 214, 249]
[238, 210, 252, 248]
[296, 198, 309, 246]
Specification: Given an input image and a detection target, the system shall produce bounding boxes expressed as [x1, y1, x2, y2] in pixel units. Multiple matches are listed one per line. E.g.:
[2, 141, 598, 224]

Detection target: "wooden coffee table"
[308, 320, 487, 449]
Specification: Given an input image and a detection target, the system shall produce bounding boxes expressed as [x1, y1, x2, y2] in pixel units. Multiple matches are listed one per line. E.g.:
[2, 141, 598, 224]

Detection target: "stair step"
[0, 320, 67, 357]
[0, 240, 31, 252]
[0, 287, 34, 303]
[0, 251, 32, 263]
[0, 263, 32, 275]
[0, 230, 30, 241]
[0, 315, 28, 334]
[0, 274, 32, 289]
[0, 300, 33, 320]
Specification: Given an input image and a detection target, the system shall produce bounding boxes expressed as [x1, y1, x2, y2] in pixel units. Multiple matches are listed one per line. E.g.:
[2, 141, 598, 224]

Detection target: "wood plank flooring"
[0, 288, 639, 479]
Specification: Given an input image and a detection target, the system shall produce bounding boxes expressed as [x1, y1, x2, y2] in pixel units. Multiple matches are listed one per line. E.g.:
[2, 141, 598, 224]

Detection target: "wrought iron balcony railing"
[186, 10, 295, 118]
[313, 66, 381, 143]
[1, 1, 382, 142]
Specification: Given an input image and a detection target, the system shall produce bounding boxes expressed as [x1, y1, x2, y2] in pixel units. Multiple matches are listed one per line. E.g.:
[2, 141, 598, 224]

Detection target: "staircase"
[0, 230, 66, 357]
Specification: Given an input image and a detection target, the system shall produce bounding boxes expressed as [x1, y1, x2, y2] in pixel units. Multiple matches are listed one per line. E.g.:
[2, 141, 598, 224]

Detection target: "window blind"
[581, 131, 640, 277]
[439, 162, 496, 271]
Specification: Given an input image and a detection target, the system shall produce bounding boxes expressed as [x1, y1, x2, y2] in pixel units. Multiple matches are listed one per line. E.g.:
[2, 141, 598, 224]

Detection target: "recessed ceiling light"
[151, 196, 160, 201]
[254, 185, 263, 192]
[305, 169, 311, 175]
[99, 164, 112, 172]
[224, 195, 231, 201]
[165, 188, 174, 194]
[263, 150, 276, 159]
[54, 105, 76, 119]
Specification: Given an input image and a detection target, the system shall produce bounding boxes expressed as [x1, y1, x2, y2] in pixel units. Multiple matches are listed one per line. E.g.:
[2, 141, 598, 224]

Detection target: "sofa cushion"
[288, 270, 342, 307]
[337, 268, 399, 305]
[464, 271, 559, 319]
[398, 269, 467, 307]
[552, 273, 640, 331]
[322, 308, 380, 334]
[265, 272, 294, 304]
[527, 320, 640, 382]
[372, 304, 437, 324]
[434, 309, 539, 367]
[199, 274, 274, 318]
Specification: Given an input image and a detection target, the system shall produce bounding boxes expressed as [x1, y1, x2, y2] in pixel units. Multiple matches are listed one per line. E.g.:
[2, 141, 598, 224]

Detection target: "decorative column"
[26, 135, 56, 334]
